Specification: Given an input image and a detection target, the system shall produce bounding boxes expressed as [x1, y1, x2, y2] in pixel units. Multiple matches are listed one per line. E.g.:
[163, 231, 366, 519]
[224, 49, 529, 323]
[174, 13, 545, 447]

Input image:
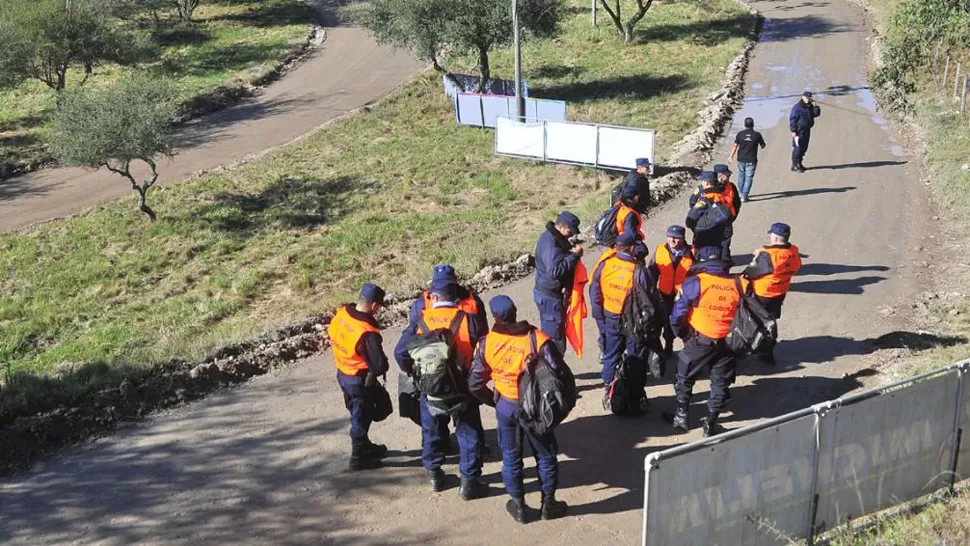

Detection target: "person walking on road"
[665, 246, 746, 437]
[790, 91, 822, 172]
[728, 117, 766, 201]
[468, 295, 570, 524]
[742, 223, 803, 365]
[394, 278, 487, 498]
[649, 225, 694, 359]
[534, 212, 583, 354]
[328, 283, 390, 471]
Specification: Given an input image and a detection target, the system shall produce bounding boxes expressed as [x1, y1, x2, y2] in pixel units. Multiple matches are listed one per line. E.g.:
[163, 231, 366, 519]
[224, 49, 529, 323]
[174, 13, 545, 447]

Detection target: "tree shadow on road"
[747, 186, 856, 203]
[633, 14, 753, 46]
[788, 275, 887, 295]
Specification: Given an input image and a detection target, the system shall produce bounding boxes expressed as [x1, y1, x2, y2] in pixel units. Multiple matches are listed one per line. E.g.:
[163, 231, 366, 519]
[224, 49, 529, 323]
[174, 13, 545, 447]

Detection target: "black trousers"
[675, 335, 738, 415]
[792, 129, 811, 165]
[754, 294, 785, 355]
[661, 294, 676, 345]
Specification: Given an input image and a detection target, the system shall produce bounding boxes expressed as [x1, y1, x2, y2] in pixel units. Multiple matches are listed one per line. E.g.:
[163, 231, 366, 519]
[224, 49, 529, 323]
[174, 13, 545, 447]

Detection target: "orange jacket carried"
[598, 255, 636, 315]
[329, 305, 380, 376]
[418, 306, 474, 367]
[688, 274, 748, 339]
[422, 289, 480, 316]
[565, 260, 588, 358]
[654, 244, 693, 296]
[484, 329, 551, 400]
[752, 245, 802, 298]
[702, 183, 739, 218]
[615, 202, 644, 239]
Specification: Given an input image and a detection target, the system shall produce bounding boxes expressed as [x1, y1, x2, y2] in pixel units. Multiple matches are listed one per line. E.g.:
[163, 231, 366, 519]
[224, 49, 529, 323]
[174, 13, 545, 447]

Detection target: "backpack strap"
[418, 317, 433, 334]
[528, 329, 538, 355]
[733, 276, 745, 297]
[447, 310, 467, 334]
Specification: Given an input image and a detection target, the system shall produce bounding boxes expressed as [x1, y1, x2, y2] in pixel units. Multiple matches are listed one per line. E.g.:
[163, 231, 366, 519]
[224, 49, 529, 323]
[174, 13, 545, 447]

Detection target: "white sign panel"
[545, 121, 597, 164]
[494, 117, 545, 159]
[598, 126, 655, 170]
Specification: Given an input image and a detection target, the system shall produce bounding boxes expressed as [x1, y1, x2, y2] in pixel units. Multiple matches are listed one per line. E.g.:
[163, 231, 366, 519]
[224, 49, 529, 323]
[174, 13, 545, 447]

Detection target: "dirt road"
[0, 0, 937, 544]
[0, 26, 424, 232]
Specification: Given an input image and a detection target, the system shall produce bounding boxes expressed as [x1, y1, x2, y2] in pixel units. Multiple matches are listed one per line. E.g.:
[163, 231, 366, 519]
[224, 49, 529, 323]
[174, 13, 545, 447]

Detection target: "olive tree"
[51, 73, 177, 221]
[598, 0, 655, 43]
[362, 0, 563, 92]
[0, 0, 154, 92]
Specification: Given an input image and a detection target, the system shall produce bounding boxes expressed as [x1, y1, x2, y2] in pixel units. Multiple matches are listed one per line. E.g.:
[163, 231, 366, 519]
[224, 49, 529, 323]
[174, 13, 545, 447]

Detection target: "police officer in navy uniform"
[328, 283, 390, 470]
[394, 276, 487, 498]
[590, 232, 659, 414]
[686, 171, 734, 260]
[534, 211, 583, 354]
[648, 225, 694, 358]
[623, 157, 652, 212]
[743, 223, 803, 365]
[790, 91, 822, 172]
[468, 295, 569, 523]
[411, 264, 489, 337]
[664, 247, 746, 437]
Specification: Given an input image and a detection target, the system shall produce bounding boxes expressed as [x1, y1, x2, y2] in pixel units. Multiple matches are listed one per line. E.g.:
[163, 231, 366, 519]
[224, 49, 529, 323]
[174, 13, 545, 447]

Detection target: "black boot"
[541, 493, 568, 520]
[702, 413, 725, 438]
[459, 477, 488, 501]
[662, 406, 689, 432]
[349, 444, 382, 471]
[428, 468, 446, 492]
[363, 440, 388, 459]
[796, 163, 806, 173]
[791, 163, 800, 172]
[506, 496, 527, 524]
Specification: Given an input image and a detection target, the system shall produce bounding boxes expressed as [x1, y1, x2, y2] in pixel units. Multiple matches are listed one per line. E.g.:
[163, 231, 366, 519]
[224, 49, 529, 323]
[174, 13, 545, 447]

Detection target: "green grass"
[829, 490, 970, 545]
[0, 0, 752, 420]
[0, 0, 314, 168]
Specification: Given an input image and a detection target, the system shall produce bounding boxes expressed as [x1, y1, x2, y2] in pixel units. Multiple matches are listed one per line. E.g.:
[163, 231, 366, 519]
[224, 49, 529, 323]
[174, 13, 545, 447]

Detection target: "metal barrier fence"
[642, 359, 970, 545]
[494, 116, 656, 172]
[455, 93, 567, 129]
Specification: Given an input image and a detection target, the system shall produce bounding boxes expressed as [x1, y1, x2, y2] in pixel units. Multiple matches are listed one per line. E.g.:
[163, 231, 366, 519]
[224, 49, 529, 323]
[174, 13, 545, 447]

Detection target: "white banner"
[494, 117, 545, 159]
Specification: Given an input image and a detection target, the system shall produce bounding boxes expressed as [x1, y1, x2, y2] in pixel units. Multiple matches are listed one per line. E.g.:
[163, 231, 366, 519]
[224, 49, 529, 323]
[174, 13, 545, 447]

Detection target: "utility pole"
[591, 0, 596, 25]
[513, 0, 525, 119]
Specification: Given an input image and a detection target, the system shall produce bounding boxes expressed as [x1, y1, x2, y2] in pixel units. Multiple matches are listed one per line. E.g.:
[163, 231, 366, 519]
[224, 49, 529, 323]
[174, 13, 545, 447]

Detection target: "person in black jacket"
[789, 91, 822, 172]
[533, 211, 583, 353]
[622, 157, 652, 212]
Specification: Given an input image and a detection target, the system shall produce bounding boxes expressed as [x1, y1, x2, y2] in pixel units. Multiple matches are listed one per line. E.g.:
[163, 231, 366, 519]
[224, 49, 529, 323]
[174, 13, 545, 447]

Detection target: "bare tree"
[598, 0, 655, 43]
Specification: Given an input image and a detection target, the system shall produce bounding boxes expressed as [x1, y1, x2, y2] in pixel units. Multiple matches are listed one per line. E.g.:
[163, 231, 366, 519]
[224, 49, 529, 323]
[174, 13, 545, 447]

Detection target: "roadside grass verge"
[0, 0, 752, 425]
[0, 0, 314, 170]
[828, 489, 970, 545]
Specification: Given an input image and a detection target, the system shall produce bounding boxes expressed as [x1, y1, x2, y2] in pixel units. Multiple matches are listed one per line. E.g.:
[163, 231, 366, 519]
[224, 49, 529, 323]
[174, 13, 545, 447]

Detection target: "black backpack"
[406, 313, 469, 417]
[725, 278, 778, 356]
[517, 330, 576, 436]
[621, 264, 663, 345]
[594, 205, 621, 247]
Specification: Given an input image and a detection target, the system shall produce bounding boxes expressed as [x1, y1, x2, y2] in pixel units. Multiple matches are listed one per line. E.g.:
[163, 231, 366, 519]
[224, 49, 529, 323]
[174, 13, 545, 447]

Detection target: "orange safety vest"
[699, 183, 738, 218]
[328, 306, 380, 376]
[615, 202, 644, 239]
[422, 289, 479, 316]
[484, 329, 551, 400]
[654, 244, 694, 296]
[687, 273, 747, 340]
[418, 306, 474, 367]
[598, 256, 636, 315]
[565, 260, 588, 358]
[752, 245, 802, 298]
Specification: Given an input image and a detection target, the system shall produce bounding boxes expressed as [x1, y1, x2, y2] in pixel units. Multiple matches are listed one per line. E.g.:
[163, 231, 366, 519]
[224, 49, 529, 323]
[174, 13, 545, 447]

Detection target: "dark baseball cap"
[360, 283, 386, 305]
[556, 211, 581, 233]
[636, 157, 651, 168]
[695, 246, 722, 262]
[615, 232, 638, 248]
[666, 225, 686, 239]
[699, 171, 715, 182]
[803, 91, 813, 98]
[768, 222, 791, 238]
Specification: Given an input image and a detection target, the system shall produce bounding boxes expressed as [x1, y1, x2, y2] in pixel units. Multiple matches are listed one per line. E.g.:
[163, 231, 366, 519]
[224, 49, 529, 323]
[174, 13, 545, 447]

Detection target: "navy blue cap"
[615, 232, 638, 248]
[768, 222, 791, 238]
[636, 157, 651, 168]
[713, 164, 732, 175]
[803, 91, 813, 98]
[488, 295, 517, 322]
[432, 264, 457, 283]
[622, 179, 640, 198]
[360, 283, 386, 305]
[666, 225, 686, 239]
[699, 171, 715, 182]
[429, 278, 456, 296]
[556, 211, 581, 233]
[695, 246, 722, 262]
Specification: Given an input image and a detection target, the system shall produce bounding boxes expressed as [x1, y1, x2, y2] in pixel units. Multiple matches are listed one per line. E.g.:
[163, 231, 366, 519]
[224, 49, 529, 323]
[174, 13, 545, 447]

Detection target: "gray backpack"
[406, 312, 468, 417]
